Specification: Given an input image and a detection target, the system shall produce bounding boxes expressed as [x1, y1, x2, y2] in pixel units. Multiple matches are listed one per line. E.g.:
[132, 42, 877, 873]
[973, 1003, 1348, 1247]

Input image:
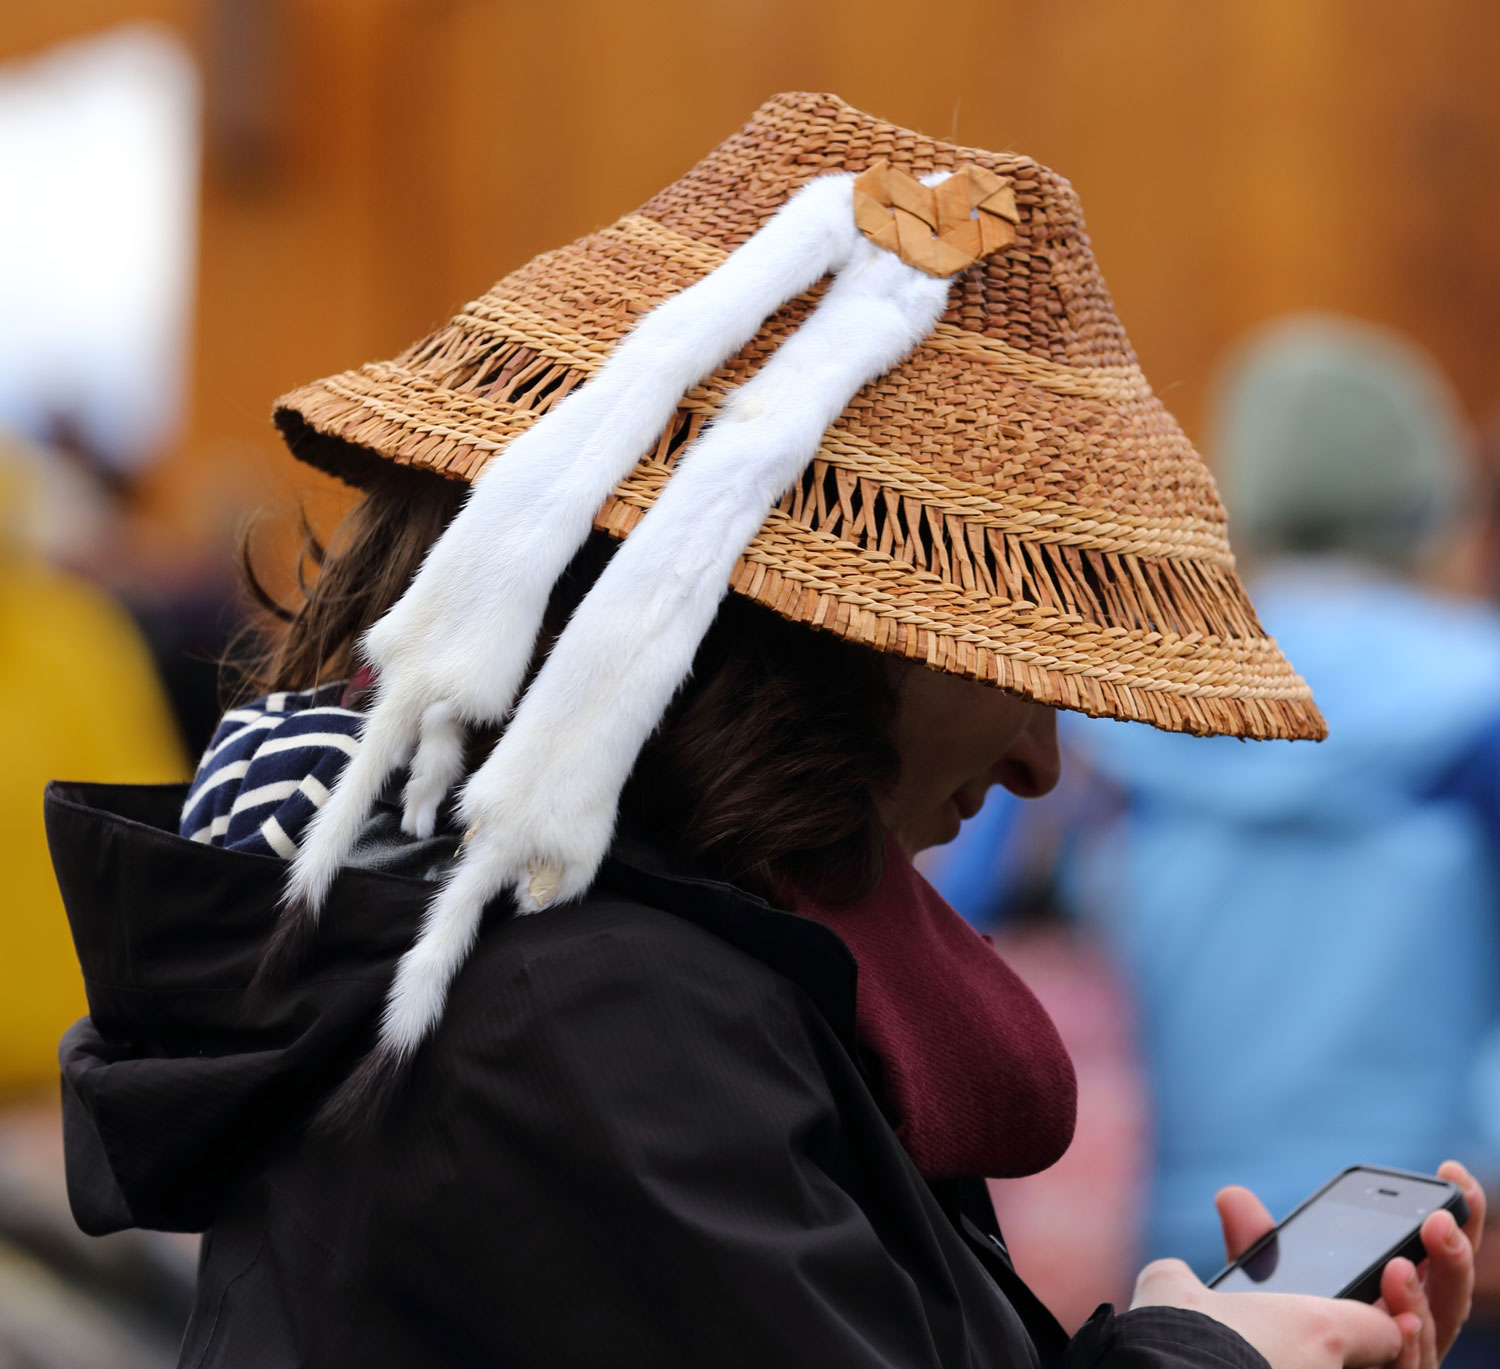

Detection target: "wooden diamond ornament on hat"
[853, 159, 1020, 276]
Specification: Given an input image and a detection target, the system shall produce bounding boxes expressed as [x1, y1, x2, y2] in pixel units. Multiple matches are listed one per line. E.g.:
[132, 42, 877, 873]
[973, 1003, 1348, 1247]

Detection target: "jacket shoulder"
[445, 860, 860, 1053]
[448, 883, 820, 1043]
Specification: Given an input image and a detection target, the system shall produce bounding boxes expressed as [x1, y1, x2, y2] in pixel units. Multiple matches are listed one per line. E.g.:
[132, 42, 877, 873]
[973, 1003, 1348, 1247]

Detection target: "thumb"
[1319, 1297, 1405, 1367]
[1217, 1185, 1276, 1262]
[1132, 1258, 1205, 1311]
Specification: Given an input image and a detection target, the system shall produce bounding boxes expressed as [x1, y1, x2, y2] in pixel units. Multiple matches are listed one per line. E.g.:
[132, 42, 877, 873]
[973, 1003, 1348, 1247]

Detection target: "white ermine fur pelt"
[282, 172, 861, 922]
[378, 234, 955, 1057]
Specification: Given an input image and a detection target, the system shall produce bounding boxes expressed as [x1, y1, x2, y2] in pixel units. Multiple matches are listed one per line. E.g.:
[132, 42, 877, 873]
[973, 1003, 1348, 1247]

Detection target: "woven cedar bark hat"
[276, 91, 1322, 744]
[270, 93, 1326, 1071]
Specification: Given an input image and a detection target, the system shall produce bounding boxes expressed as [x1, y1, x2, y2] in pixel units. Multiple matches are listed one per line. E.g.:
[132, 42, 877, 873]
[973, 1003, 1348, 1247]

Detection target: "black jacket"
[46, 780, 1266, 1369]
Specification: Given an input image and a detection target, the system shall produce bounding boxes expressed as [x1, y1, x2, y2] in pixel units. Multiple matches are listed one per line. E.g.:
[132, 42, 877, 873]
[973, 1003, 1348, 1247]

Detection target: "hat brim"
[275, 93, 1325, 743]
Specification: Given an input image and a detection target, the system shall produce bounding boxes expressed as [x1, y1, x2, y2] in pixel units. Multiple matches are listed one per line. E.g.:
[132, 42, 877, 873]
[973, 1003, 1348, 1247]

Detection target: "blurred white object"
[0, 429, 111, 566]
[0, 25, 199, 471]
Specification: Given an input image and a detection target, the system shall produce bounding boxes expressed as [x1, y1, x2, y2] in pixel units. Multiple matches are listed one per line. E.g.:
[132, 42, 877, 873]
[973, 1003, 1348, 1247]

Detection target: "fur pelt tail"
[282, 696, 421, 916]
[246, 892, 320, 1002]
[312, 1039, 412, 1138]
[253, 694, 422, 997]
[377, 849, 502, 1057]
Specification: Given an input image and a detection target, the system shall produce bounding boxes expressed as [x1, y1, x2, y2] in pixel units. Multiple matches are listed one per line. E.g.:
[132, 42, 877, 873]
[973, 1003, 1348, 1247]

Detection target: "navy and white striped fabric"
[180, 685, 365, 858]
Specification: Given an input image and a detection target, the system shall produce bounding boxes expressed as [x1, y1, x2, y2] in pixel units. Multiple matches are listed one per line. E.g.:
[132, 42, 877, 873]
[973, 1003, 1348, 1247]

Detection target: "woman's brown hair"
[235, 463, 900, 900]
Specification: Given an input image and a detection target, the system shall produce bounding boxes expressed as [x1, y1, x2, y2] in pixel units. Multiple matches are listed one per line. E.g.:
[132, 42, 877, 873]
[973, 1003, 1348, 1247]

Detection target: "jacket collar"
[45, 780, 863, 1060]
[603, 833, 861, 1059]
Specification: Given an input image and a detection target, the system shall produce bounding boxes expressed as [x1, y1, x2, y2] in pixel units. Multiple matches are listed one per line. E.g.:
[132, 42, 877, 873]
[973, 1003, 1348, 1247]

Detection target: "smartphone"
[1206, 1165, 1469, 1303]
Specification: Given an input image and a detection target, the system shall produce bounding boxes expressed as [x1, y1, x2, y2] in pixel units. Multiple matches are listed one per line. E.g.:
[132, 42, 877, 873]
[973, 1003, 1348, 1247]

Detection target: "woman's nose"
[994, 705, 1061, 799]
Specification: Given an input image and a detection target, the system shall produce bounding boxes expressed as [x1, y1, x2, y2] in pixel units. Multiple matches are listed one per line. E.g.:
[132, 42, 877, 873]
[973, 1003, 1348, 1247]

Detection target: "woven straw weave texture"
[274, 91, 1324, 742]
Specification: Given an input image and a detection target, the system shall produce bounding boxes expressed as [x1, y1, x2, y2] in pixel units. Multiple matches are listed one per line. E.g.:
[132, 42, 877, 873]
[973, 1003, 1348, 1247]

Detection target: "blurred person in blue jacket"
[1070, 316, 1500, 1315]
[932, 315, 1500, 1357]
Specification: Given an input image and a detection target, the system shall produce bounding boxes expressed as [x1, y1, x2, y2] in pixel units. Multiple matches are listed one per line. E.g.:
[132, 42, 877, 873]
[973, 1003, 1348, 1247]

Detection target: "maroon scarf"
[790, 834, 1077, 1180]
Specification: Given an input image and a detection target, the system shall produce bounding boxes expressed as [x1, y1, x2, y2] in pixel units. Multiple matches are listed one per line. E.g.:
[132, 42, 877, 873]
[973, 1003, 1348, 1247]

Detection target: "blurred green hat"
[1211, 314, 1472, 567]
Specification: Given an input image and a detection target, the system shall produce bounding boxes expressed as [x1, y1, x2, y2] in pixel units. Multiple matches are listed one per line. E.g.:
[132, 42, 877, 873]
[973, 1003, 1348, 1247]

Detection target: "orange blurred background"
[8, 0, 1500, 1200]
[11, 0, 1500, 569]
[4, 2, 1500, 1355]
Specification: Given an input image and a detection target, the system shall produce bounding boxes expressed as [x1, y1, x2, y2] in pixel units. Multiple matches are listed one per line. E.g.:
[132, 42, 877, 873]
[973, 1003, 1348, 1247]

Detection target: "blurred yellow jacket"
[3, 558, 186, 1094]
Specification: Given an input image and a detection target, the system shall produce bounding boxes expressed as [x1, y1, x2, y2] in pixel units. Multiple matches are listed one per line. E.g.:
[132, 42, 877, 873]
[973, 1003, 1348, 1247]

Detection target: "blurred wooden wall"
[7, 0, 1500, 559]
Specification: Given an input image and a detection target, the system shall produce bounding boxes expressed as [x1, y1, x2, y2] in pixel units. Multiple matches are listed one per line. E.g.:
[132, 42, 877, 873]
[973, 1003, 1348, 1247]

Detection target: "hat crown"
[647, 92, 1133, 370]
[484, 92, 1223, 549]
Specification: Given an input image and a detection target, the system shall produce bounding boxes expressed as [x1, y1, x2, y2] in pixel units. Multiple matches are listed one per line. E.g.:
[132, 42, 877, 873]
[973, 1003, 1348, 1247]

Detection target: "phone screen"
[1212, 1170, 1442, 1298]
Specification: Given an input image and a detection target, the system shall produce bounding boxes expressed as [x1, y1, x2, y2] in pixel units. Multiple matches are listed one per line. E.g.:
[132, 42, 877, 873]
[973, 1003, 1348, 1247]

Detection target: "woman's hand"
[1131, 1255, 1402, 1367]
[1374, 1160, 1485, 1367]
[1130, 1160, 1486, 1367]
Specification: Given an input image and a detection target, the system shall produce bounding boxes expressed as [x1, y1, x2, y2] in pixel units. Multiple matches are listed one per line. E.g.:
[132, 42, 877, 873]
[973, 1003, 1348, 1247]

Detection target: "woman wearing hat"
[47, 94, 1482, 1368]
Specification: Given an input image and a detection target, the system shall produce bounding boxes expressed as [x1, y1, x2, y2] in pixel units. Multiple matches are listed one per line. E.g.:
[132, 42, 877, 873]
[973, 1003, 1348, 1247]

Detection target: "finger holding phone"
[1131, 1160, 1485, 1367]
[1376, 1160, 1485, 1367]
